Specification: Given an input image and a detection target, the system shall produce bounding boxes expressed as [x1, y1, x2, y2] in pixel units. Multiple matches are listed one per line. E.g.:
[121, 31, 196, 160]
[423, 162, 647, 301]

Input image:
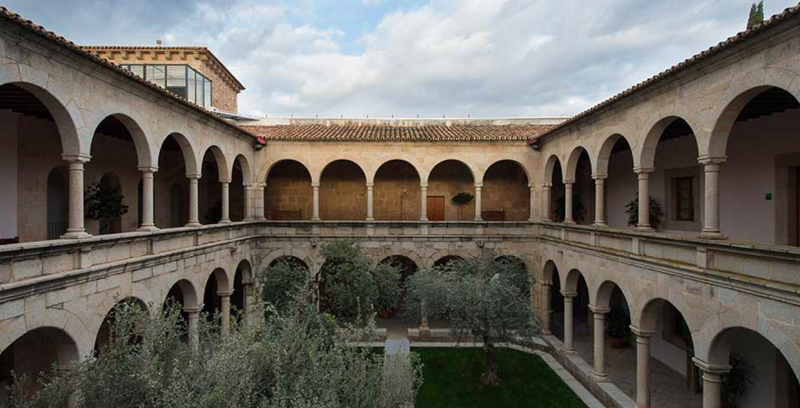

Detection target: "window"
[118, 64, 212, 108]
[675, 177, 694, 221]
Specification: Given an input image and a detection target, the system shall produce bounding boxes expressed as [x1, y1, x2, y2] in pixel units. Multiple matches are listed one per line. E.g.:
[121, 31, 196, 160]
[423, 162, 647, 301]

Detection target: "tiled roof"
[243, 124, 555, 142]
[81, 45, 246, 91]
[530, 2, 800, 144]
[0, 7, 262, 145]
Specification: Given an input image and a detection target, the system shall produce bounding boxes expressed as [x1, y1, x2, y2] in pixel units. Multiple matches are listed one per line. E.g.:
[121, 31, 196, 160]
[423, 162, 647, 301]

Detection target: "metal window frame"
[121, 64, 212, 107]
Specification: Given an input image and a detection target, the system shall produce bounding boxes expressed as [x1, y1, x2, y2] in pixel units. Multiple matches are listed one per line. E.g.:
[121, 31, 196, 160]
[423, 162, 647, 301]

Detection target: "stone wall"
[265, 160, 313, 220]
[374, 160, 421, 221]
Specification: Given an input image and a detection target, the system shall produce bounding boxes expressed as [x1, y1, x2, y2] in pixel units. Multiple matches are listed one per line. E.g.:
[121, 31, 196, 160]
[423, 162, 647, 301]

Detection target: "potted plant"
[625, 194, 664, 229]
[451, 192, 474, 221]
[85, 182, 128, 234]
[606, 307, 630, 348]
[372, 263, 402, 319]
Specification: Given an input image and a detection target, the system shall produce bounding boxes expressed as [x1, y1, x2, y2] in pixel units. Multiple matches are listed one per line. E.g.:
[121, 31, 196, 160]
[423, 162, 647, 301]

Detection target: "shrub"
[260, 259, 310, 314]
[372, 263, 402, 314]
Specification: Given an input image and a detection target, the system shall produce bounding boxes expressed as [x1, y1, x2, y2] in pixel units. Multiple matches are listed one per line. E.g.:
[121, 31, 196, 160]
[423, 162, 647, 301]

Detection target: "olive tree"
[405, 256, 539, 386]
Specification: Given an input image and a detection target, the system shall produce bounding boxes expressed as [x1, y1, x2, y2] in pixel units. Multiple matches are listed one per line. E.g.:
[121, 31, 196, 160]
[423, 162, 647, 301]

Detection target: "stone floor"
[551, 313, 702, 408]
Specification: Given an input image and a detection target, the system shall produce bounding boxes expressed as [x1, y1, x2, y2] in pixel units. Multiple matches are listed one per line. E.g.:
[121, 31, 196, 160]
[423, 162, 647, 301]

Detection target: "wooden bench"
[271, 210, 303, 220]
[481, 209, 506, 221]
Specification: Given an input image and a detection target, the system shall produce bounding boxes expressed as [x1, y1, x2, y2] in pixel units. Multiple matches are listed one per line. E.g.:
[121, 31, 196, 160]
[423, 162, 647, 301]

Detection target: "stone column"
[474, 182, 483, 221]
[634, 168, 653, 231]
[542, 183, 552, 221]
[62, 155, 91, 239]
[311, 182, 321, 221]
[632, 327, 655, 408]
[590, 305, 610, 381]
[562, 291, 577, 354]
[563, 180, 575, 224]
[693, 358, 731, 408]
[185, 307, 200, 351]
[218, 290, 232, 335]
[138, 166, 158, 231]
[186, 174, 202, 227]
[593, 175, 608, 227]
[419, 300, 430, 335]
[540, 281, 552, 335]
[256, 182, 266, 220]
[699, 157, 726, 239]
[220, 180, 231, 224]
[243, 183, 254, 221]
[420, 182, 429, 221]
[528, 183, 537, 221]
[366, 182, 375, 221]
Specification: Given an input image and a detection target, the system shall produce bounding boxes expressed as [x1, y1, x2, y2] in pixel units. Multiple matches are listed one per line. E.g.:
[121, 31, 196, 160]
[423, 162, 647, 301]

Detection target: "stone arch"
[562, 268, 585, 294]
[265, 159, 313, 221]
[636, 297, 696, 339]
[0, 327, 80, 399]
[542, 259, 559, 284]
[593, 279, 634, 311]
[157, 132, 199, 176]
[565, 146, 592, 182]
[432, 255, 463, 268]
[0, 82, 83, 157]
[425, 159, 477, 184]
[637, 116, 701, 170]
[202, 145, 230, 181]
[262, 158, 314, 185]
[543, 154, 563, 184]
[232, 259, 254, 312]
[706, 326, 800, 380]
[494, 255, 527, 271]
[479, 159, 531, 184]
[233, 154, 253, 185]
[370, 158, 424, 185]
[595, 134, 633, 177]
[88, 113, 153, 168]
[481, 160, 531, 221]
[318, 159, 368, 185]
[373, 159, 422, 221]
[165, 278, 199, 309]
[261, 249, 317, 275]
[379, 255, 420, 278]
[319, 159, 367, 221]
[93, 297, 149, 353]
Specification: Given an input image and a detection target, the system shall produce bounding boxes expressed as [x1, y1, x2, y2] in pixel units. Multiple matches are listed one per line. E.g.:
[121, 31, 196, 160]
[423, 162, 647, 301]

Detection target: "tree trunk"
[481, 337, 501, 386]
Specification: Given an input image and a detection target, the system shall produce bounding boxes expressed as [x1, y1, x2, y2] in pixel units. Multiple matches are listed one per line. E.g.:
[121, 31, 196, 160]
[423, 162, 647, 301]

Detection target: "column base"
[366, 217, 375, 222]
[474, 218, 483, 222]
[592, 371, 610, 382]
[701, 231, 727, 240]
[61, 230, 91, 239]
[185, 222, 202, 228]
[562, 347, 578, 355]
[311, 217, 321, 221]
[138, 225, 159, 232]
[420, 217, 429, 222]
[593, 222, 608, 228]
[562, 220, 576, 225]
[636, 225, 654, 232]
[219, 220, 232, 224]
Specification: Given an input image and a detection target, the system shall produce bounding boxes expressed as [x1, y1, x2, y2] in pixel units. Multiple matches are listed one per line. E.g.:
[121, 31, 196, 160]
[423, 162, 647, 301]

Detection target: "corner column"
[542, 183, 552, 221]
[366, 182, 375, 221]
[185, 306, 200, 351]
[474, 182, 483, 221]
[243, 183, 254, 221]
[528, 183, 537, 221]
[220, 180, 231, 224]
[634, 167, 653, 231]
[540, 281, 552, 335]
[255, 182, 266, 220]
[590, 305, 610, 381]
[186, 174, 202, 227]
[138, 166, 158, 231]
[561, 290, 577, 354]
[420, 182, 429, 221]
[311, 181, 321, 221]
[593, 174, 608, 227]
[699, 156, 726, 239]
[563, 180, 575, 224]
[62, 155, 91, 239]
[632, 326, 655, 408]
[693, 358, 731, 408]
[218, 290, 233, 335]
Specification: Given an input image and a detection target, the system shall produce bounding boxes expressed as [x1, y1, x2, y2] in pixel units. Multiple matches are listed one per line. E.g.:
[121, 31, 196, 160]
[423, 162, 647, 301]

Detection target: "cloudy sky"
[5, 0, 796, 118]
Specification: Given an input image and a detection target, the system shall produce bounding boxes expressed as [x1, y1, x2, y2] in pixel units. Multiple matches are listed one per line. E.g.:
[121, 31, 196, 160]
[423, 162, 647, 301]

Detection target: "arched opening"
[709, 327, 800, 407]
[46, 167, 69, 240]
[202, 268, 230, 326]
[0, 328, 78, 402]
[553, 270, 590, 345]
[0, 84, 70, 243]
[265, 160, 312, 220]
[199, 148, 224, 225]
[482, 161, 530, 221]
[88, 115, 143, 235]
[565, 148, 594, 224]
[428, 160, 475, 221]
[319, 160, 367, 220]
[94, 297, 149, 354]
[377, 255, 419, 332]
[637, 299, 700, 406]
[374, 160, 421, 221]
[600, 135, 637, 228]
[157, 135, 191, 228]
[549, 159, 566, 222]
[642, 117, 700, 234]
[230, 157, 246, 222]
[714, 87, 800, 245]
[432, 255, 462, 268]
[232, 260, 253, 312]
[164, 279, 198, 342]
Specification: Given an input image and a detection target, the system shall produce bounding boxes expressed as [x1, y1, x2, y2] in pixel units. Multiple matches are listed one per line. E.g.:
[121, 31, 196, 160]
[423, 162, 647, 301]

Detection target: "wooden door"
[427, 196, 445, 221]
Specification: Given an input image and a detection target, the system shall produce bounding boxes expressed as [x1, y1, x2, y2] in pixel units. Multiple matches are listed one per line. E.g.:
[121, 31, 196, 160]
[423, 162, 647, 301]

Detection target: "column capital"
[138, 165, 159, 173]
[542, 183, 553, 189]
[420, 182, 429, 188]
[257, 182, 267, 188]
[186, 173, 202, 180]
[540, 280, 552, 287]
[183, 306, 200, 314]
[217, 290, 235, 297]
[697, 155, 727, 166]
[474, 182, 484, 188]
[61, 153, 91, 163]
[220, 179, 232, 184]
[692, 358, 731, 374]
[560, 290, 578, 298]
[591, 173, 608, 181]
[562, 179, 575, 185]
[366, 182, 374, 188]
[528, 183, 536, 189]
[589, 305, 610, 314]
[629, 325, 656, 338]
[633, 166, 654, 175]
[311, 181, 320, 188]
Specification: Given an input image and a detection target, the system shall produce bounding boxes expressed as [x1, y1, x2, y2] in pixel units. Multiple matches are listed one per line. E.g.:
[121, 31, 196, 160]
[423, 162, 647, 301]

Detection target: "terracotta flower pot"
[379, 310, 392, 319]
[609, 336, 625, 349]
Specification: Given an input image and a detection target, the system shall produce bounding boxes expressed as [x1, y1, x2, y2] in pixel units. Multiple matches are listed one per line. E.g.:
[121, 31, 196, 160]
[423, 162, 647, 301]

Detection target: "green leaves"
[84, 182, 128, 221]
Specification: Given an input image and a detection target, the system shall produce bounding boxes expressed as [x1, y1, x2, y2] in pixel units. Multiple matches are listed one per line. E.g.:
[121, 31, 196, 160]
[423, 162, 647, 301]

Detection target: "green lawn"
[415, 348, 588, 408]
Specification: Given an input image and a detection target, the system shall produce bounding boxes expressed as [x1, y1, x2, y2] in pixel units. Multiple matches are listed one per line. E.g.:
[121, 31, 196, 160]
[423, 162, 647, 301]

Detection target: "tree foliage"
[84, 182, 128, 221]
[260, 258, 311, 314]
[625, 194, 664, 229]
[747, 1, 765, 30]
[404, 256, 539, 386]
[8, 291, 422, 408]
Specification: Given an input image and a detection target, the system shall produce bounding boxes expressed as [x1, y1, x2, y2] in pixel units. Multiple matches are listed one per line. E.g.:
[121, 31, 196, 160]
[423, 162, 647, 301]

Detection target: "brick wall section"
[482, 161, 530, 221]
[428, 161, 475, 221]
[374, 161, 422, 221]
[320, 161, 367, 220]
[265, 161, 313, 220]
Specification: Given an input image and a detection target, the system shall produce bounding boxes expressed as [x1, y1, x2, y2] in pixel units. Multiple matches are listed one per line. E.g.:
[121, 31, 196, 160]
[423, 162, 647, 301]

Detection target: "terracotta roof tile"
[243, 124, 555, 142]
[0, 6, 261, 145]
[530, 2, 800, 144]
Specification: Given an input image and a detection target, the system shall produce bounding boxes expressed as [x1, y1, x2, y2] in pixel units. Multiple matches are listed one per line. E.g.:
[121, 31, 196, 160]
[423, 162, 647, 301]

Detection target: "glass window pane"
[196, 74, 203, 106]
[147, 65, 166, 87]
[167, 65, 186, 87]
[204, 79, 212, 107]
[130, 65, 144, 78]
[187, 69, 196, 103]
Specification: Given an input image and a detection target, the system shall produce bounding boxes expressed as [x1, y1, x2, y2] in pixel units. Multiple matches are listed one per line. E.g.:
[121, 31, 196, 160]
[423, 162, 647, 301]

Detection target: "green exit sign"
[766, 193, 772, 201]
